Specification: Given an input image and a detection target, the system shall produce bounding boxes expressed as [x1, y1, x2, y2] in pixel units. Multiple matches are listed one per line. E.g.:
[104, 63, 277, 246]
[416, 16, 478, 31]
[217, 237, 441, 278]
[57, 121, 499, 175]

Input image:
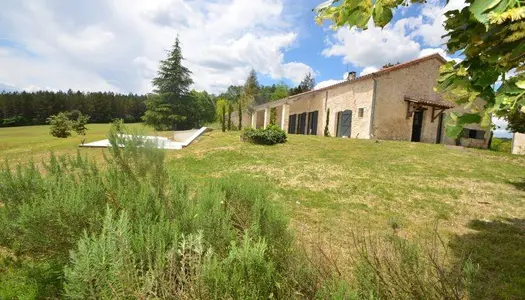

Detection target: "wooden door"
[297, 113, 307, 134]
[436, 113, 444, 144]
[288, 114, 297, 134]
[307, 111, 319, 135]
[411, 110, 424, 142]
[337, 110, 352, 137]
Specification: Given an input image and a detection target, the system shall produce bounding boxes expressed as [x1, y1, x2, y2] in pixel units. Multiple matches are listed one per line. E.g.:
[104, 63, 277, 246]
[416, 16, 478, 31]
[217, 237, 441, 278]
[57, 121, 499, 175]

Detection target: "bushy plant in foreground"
[241, 124, 287, 145]
[0, 127, 309, 299]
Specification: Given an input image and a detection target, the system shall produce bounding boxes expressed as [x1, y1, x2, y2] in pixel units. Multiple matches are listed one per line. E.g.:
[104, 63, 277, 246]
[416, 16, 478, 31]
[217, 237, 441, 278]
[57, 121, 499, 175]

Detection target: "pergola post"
[251, 112, 256, 128]
[281, 104, 290, 131]
[263, 107, 270, 128]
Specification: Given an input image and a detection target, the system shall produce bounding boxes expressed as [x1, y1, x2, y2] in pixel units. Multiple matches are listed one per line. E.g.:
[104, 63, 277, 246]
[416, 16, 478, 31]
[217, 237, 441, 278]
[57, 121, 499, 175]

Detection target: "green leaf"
[372, 0, 393, 27]
[469, 0, 502, 24]
[516, 80, 525, 89]
[457, 113, 482, 124]
[449, 112, 459, 122]
[446, 124, 464, 138]
[481, 112, 492, 128]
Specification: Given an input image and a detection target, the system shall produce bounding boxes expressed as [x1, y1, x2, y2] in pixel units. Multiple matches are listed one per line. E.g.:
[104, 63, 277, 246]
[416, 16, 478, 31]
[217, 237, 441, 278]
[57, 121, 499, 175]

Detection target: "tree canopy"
[315, 0, 525, 135]
[0, 90, 146, 127]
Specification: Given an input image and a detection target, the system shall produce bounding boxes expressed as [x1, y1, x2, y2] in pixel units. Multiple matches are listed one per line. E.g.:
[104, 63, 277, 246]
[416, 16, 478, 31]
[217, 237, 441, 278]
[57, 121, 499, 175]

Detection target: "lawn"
[0, 123, 149, 164]
[1, 124, 525, 299]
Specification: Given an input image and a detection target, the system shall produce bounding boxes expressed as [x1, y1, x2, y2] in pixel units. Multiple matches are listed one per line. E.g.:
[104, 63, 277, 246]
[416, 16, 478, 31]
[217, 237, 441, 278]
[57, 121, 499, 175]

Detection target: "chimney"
[347, 71, 356, 81]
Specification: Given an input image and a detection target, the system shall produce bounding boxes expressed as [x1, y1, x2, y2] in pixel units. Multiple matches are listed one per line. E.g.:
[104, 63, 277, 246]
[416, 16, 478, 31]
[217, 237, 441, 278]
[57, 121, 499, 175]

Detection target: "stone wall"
[441, 98, 491, 149]
[324, 79, 375, 138]
[288, 93, 325, 134]
[230, 111, 253, 130]
[373, 58, 443, 143]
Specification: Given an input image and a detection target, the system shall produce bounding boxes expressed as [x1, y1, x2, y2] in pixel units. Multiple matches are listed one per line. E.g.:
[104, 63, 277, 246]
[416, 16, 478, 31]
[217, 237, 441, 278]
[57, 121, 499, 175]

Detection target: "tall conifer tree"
[143, 36, 193, 130]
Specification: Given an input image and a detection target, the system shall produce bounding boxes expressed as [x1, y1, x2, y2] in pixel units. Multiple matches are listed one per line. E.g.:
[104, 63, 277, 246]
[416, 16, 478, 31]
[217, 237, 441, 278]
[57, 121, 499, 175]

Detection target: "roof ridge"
[252, 53, 447, 110]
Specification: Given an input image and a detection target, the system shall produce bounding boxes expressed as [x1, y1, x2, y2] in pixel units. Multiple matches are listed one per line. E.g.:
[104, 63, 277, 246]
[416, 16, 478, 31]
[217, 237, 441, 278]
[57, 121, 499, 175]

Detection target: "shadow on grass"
[506, 179, 525, 191]
[450, 218, 525, 300]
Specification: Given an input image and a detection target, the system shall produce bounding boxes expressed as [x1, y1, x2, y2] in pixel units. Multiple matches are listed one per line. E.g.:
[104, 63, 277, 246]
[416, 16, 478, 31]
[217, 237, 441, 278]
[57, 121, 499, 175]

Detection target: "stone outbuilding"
[512, 133, 525, 155]
[233, 54, 490, 148]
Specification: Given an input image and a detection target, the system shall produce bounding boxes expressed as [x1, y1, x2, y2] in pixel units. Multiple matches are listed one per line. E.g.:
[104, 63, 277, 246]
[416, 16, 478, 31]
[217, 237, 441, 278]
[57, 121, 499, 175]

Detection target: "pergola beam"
[431, 106, 446, 122]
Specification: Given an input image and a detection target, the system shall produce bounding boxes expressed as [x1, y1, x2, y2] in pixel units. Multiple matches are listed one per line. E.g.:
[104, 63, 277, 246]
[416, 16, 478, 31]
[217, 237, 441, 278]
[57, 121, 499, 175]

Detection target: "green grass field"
[1, 124, 525, 298]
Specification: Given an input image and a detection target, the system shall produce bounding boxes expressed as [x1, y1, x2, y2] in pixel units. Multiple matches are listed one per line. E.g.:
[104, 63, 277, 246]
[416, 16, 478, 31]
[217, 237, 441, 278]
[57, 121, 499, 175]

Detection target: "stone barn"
[232, 54, 490, 148]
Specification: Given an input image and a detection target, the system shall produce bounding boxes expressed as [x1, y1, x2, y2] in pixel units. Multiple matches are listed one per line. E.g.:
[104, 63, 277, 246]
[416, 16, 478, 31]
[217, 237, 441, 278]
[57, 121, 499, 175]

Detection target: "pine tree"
[290, 72, 315, 96]
[244, 69, 259, 99]
[242, 69, 259, 110]
[237, 69, 260, 129]
[143, 36, 194, 130]
[300, 72, 315, 91]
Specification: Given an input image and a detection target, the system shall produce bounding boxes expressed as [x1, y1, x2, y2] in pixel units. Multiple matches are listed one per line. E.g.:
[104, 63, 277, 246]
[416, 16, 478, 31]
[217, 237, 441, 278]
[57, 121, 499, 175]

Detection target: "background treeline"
[0, 90, 147, 127]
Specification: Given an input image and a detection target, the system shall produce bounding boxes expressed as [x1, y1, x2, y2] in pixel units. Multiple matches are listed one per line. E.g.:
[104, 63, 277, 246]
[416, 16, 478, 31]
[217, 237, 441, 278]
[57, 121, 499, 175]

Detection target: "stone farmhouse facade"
[232, 54, 490, 148]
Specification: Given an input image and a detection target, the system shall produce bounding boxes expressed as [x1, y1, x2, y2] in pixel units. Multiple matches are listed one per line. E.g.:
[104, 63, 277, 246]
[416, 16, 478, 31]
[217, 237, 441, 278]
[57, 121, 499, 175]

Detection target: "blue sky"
[0, 0, 462, 93]
[0, 0, 511, 136]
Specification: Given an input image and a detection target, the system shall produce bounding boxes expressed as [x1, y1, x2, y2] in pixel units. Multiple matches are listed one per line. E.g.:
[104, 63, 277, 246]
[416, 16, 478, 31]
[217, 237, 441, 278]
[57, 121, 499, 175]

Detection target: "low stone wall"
[173, 129, 200, 142]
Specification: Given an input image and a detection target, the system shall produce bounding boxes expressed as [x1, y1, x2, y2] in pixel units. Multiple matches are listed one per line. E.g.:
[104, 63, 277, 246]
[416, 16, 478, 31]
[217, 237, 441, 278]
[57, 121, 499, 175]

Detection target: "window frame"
[358, 107, 365, 118]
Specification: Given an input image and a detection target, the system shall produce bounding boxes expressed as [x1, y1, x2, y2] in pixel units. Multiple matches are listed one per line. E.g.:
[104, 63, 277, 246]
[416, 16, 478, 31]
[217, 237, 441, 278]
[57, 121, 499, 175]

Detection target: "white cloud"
[410, 0, 467, 47]
[314, 79, 343, 90]
[322, 0, 467, 72]
[0, 0, 313, 94]
[322, 18, 421, 69]
[360, 66, 378, 76]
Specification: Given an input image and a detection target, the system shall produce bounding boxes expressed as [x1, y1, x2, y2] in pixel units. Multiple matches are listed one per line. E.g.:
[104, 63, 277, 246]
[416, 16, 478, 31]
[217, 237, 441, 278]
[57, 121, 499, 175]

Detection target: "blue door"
[337, 110, 352, 137]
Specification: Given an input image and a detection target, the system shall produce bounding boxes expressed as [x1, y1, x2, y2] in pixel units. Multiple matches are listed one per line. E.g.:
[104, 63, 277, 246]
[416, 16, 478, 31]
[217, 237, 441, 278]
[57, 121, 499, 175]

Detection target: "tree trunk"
[221, 106, 226, 132]
[238, 101, 242, 130]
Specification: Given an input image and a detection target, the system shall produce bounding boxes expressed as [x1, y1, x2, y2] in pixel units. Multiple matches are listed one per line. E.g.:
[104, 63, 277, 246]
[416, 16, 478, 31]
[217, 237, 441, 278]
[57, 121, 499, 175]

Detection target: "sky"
[0, 0, 512, 137]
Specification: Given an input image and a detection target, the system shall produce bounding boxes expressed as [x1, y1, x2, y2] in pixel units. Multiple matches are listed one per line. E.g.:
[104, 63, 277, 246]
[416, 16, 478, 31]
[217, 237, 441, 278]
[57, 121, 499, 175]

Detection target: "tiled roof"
[404, 96, 455, 109]
[253, 53, 448, 110]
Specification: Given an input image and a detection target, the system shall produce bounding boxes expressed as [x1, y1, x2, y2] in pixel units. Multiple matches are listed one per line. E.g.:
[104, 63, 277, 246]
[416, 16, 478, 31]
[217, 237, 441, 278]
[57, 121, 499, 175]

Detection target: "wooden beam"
[431, 107, 445, 122]
[406, 101, 425, 119]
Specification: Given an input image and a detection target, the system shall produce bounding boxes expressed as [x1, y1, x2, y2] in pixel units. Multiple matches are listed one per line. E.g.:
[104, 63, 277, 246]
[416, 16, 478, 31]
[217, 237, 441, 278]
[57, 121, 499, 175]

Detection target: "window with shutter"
[463, 129, 486, 140]
[476, 130, 486, 140]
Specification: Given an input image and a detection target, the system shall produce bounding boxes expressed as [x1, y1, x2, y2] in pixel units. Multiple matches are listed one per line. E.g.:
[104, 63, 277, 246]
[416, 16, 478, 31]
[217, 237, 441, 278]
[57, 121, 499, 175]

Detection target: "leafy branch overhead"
[315, 0, 525, 136]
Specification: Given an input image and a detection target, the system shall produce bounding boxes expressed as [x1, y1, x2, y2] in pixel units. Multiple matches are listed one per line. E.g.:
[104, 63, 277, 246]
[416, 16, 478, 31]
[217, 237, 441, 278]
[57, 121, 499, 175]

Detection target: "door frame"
[307, 111, 319, 135]
[436, 113, 444, 144]
[337, 110, 352, 138]
[411, 110, 424, 142]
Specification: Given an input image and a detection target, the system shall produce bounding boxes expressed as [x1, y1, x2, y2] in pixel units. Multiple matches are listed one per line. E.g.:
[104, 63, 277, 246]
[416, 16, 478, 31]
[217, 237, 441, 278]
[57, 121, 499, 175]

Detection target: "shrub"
[0, 129, 307, 298]
[324, 108, 331, 137]
[110, 118, 125, 133]
[490, 137, 512, 153]
[47, 112, 73, 138]
[349, 229, 478, 300]
[241, 124, 287, 145]
[2, 115, 27, 127]
[70, 111, 90, 136]
[46, 111, 91, 139]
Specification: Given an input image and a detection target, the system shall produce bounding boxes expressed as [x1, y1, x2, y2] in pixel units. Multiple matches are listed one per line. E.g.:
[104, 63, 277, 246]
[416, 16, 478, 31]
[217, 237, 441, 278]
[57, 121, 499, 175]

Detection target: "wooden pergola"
[404, 97, 455, 122]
